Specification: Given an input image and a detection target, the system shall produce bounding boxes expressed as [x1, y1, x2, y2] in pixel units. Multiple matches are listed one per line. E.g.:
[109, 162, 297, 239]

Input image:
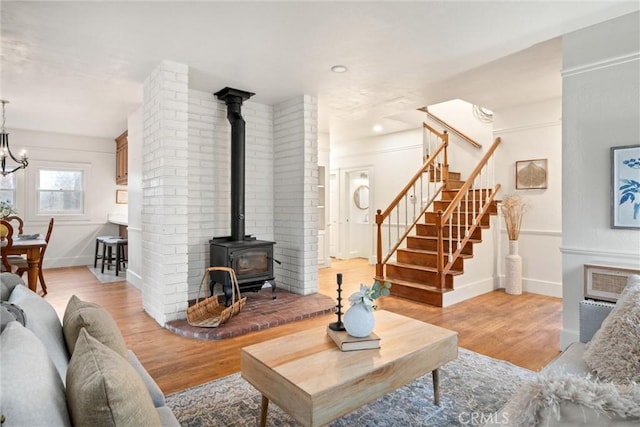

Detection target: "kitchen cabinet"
[115, 130, 128, 185]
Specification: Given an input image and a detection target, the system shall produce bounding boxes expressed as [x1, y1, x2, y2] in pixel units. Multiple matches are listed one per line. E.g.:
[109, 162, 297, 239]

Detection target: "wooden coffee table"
[241, 310, 458, 427]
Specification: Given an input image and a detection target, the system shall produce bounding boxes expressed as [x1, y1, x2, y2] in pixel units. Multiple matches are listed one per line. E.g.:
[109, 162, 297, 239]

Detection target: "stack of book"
[326, 326, 381, 351]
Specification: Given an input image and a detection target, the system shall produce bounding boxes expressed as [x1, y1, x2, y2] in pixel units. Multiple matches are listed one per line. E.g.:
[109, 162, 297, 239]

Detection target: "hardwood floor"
[41, 258, 561, 395]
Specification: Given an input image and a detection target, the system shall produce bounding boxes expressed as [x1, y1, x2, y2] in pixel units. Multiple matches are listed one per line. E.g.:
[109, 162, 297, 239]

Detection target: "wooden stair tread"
[386, 278, 453, 294]
[386, 261, 463, 276]
[422, 221, 491, 229]
[398, 248, 472, 259]
[408, 235, 482, 244]
[380, 160, 501, 307]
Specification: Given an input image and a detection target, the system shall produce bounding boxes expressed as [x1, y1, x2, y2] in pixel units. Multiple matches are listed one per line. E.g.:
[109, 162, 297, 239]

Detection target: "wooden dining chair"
[4, 215, 24, 235]
[3, 219, 29, 277]
[1, 220, 17, 272]
[4, 215, 28, 268]
[15, 217, 54, 296]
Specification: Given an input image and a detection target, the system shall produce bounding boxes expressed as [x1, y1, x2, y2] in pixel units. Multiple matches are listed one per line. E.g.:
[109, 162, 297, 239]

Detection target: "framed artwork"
[611, 145, 640, 229]
[515, 159, 547, 190]
[116, 189, 128, 204]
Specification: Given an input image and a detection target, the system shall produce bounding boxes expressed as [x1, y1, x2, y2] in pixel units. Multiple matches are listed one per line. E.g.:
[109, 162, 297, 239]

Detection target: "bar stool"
[94, 236, 120, 268]
[100, 238, 128, 276]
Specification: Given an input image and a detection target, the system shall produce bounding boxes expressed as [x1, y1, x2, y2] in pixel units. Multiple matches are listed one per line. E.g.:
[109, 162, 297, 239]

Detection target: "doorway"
[345, 168, 372, 259]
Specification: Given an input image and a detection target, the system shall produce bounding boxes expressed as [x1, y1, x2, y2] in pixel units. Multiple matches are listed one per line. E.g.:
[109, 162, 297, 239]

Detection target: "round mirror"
[353, 185, 369, 210]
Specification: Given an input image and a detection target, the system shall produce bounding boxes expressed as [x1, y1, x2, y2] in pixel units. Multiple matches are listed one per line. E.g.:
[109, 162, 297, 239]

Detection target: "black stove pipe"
[214, 87, 255, 241]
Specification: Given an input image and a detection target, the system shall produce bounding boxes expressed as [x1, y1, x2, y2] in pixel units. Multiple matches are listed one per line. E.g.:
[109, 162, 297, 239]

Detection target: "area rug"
[86, 265, 127, 283]
[166, 347, 536, 426]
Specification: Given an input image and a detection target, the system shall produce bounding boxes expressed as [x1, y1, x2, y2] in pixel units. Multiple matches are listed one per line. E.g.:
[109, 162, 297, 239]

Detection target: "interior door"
[347, 169, 371, 259]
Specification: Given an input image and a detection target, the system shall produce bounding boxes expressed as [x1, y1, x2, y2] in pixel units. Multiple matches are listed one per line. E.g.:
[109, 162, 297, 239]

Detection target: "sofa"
[0, 273, 179, 426]
[489, 274, 640, 426]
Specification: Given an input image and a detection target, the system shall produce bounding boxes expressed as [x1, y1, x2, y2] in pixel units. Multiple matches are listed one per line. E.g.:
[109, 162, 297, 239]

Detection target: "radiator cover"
[579, 299, 615, 343]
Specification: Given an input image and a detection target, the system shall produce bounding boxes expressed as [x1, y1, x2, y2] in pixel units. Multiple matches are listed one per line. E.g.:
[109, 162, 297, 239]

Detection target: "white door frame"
[340, 166, 374, 260]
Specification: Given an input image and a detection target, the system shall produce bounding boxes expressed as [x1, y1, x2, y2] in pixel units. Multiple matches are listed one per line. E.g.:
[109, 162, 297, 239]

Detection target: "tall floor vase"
[505, 240, 522, 295]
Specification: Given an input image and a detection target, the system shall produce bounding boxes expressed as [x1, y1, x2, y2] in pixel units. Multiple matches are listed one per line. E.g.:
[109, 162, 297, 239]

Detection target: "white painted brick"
[143, 72, 316, 322]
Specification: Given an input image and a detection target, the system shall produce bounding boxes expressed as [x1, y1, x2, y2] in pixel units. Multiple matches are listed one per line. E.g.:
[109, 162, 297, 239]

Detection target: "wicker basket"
[186, 266, 246, 328]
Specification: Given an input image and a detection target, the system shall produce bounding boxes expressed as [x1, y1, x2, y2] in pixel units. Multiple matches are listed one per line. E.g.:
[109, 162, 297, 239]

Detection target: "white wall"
[493, 98, 563, 297]
[331, 128, 423, 260]
[426, 99, 494, 175]
[185, 89, 274, 301]
[332, 129, 418, 259]
[560, 12, 640, 348]
[126, 106, 143, 289]
[9, 129, 120, 267]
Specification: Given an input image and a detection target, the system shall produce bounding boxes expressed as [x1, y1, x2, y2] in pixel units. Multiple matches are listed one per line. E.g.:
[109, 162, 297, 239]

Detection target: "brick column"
[273, 95, 319, 294]
[141, 60, 189, 325]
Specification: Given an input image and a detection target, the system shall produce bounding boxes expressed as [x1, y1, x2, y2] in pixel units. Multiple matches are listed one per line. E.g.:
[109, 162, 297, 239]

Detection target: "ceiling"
[1, 1, 638, 143]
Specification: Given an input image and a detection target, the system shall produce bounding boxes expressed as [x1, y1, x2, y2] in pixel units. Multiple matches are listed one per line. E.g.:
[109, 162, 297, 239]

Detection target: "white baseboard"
[523, 278, 562, 298]
[126, 269, 142, 290]
[498, 276, 562, 298]
[46, 256, 94, 269]
[443, 278, 497, 307]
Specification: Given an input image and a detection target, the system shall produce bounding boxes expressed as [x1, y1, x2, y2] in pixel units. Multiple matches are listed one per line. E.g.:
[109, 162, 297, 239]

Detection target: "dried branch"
[501, 195, 527, 240]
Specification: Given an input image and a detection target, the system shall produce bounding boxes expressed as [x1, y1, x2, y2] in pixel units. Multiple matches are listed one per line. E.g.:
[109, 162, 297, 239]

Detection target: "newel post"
[375, 209, 384, 279]
[442, 131, 450, 189]
[436, 210, 445, 290]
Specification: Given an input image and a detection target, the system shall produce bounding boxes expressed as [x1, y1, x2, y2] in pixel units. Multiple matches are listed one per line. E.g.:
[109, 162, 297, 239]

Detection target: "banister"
[435, 137, 502, 283]
[375, 134, 448, 279]
[440, 183, 500, 277]
[380, 186, 443, 266]
[422, 122, 447, 140]
[440, 137, 501, 223]
[375, 130, 501, 292]
[380, 140, 447, 219]
[420, 107, 482, 149]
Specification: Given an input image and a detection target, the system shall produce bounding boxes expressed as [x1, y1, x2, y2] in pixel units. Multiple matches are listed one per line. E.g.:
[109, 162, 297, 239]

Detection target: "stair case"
[375, 122, 502, 307]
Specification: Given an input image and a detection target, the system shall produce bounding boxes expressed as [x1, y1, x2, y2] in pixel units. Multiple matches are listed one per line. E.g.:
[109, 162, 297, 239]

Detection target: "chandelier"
[0, 100, 28, 176]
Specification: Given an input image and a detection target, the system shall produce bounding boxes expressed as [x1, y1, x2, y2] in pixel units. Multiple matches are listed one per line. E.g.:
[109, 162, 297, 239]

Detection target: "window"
[37, 169, 84, 214]
[0, 174, 16, 205]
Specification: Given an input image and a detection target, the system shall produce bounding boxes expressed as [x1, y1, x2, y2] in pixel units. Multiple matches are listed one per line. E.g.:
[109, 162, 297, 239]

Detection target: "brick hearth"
[165, 288, 336, 340]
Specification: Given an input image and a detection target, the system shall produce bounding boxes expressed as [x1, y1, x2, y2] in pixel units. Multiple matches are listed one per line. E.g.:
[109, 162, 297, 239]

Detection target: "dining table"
[2, 235, 47, 293]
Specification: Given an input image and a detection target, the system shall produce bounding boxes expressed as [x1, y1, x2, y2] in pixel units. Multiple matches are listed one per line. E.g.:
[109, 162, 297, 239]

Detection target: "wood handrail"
[440, 137, 501, 223]
[439, 184, 500, 277]
[434, 136, 502, 287]
[380, 186, 443, 267]
[375, 137, 448, 278]
[380, 139, 447, 219]
[422, 122, 447, 140]
[420, 107, 482, 149]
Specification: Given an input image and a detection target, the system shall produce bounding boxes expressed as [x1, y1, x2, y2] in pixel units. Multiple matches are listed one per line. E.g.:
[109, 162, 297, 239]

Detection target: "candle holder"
[329, 273, 346, 331]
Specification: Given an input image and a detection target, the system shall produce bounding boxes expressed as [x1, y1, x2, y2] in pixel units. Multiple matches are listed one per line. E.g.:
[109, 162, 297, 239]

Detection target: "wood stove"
[209, 87, 277, 305]
[209, 236, 276, 303]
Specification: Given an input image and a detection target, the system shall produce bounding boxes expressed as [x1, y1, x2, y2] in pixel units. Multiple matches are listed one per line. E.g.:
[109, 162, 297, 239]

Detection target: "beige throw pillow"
[66, 328, 161, 427]
[583, 276, 640, 383]
[63, 294, 128, 357]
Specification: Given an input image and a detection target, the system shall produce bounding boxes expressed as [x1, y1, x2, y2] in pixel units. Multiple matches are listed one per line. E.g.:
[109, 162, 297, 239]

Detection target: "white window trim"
[26, 160, 92, 222]
[0, 174, 17, 206]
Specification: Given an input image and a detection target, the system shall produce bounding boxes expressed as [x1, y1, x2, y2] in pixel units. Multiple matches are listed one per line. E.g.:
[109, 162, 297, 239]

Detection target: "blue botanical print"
[619, 157, 640, 220]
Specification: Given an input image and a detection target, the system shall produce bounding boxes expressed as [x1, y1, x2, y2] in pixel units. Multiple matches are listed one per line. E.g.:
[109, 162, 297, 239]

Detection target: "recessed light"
[331, 65, 348, 73]
[373, 124, 383, 132]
